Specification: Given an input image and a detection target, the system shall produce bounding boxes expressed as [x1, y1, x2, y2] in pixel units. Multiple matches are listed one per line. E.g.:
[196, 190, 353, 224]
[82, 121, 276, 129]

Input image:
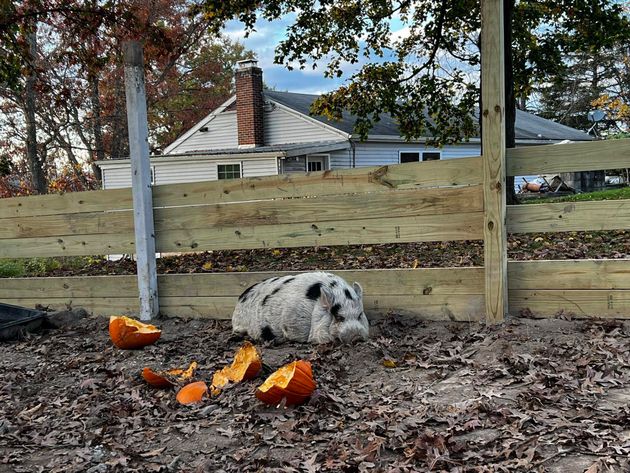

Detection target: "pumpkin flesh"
[211, 342, 262, 394]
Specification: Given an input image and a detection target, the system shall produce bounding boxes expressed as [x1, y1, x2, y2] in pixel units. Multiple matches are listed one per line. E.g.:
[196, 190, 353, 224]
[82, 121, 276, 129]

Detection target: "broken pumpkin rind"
[176, 381, 209, 405]
[210, 341, 262, 394]
[256, 360, 316, 406]
[109, 315, 161, 349]
[142, 361, 198, 388]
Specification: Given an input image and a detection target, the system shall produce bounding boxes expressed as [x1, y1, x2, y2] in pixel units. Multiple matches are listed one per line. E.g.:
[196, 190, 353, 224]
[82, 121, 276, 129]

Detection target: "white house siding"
[352, 142, 481, 167]
[155, 161, 217, 185]
[329, 148, 352, 169]
[242, 158, 278, 178]
[264, 106, 342, 145]
[100, 157, 278, 190]
[101, 166, 133, 189]
[168, 112, 239, 154]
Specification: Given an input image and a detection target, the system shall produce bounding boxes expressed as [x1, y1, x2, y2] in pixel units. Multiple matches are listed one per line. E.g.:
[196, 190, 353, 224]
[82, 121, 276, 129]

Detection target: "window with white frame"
[399, 151, 441, 163]
[217, 163, 241, 180]
[306, 154, 328, 172]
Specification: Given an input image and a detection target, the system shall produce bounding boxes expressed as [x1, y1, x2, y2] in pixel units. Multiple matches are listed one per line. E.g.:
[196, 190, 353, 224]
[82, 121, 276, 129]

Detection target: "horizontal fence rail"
[506, 138, 630, 176]
[3, 260, 629, 319]
[507, 200, 630, 233]
[0, 159, 484, 258]
[0, 268, 486, 321]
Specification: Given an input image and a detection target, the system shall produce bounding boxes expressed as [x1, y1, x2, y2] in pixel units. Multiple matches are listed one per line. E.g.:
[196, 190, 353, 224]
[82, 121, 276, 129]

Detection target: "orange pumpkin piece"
[176, 381, 209, 405]
[211, 341, 262, 394]
[142, 361, 198, 388]
[256, 360, 316, 406]
[109, 315, 161, 349]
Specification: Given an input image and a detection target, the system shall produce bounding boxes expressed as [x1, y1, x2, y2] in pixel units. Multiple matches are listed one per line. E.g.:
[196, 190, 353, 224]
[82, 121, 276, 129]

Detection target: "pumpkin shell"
[142, 361, 197, 388]
[176, 381, 209, 405]
[109, 315, 161, 349]
[211, 341, 262, 394]
[256, 360, 316, 406]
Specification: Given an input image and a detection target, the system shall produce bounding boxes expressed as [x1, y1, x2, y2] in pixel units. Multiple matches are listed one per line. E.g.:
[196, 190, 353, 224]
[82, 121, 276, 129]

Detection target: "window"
[218, 163, 241, 180]
[150, 166, 155, 185]
[400, 152, 420, 163]
[307, 161, 323, 172]
[399, 151, 442, 163]
[422, 152, 441, 161]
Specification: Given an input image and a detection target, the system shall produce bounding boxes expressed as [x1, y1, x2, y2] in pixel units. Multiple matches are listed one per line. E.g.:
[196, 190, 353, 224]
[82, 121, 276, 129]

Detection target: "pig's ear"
[320, 285, 334, 310]
[353, 282, 363, 298]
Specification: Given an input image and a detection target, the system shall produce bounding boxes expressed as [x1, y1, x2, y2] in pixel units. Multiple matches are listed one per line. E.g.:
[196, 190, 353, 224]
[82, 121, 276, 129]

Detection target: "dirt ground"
[2, 312, 630, 472]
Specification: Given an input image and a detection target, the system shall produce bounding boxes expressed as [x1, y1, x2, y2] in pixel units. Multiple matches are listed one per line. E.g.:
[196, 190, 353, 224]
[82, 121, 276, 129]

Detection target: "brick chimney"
[235, 59, 264, 148]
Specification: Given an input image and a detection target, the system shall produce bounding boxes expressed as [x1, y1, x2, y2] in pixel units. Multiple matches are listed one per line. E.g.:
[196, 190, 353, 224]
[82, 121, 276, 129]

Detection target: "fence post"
[481, 0, 507, 323]
[123, 41, 159, 321]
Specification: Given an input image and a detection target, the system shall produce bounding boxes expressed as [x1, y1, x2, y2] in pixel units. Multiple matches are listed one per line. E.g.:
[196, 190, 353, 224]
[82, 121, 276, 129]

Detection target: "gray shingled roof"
[264, 90, 593, 142]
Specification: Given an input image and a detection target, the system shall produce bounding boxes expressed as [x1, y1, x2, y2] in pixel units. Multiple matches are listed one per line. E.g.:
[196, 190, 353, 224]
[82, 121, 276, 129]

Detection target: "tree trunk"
[504, 0, 517, 205]
[90, 74, 104, 183]
[24, 30, 47, 194]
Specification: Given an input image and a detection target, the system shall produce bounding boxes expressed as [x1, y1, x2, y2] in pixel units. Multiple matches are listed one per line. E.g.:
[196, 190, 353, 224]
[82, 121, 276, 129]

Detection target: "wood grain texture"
[509, 290, 630, 319]
[0, 185, 482, 240]
[508, 260, 630, 290]
[0, 268, 484, 299]
[155, 212, 483, 253]
[151, 157, 483, 207]
[0, 268, 486, 320]
[507, 139, 630, 176]
[0, 188, 132, 219]
[481, 0, 507, 324]
[507, 200, 630, 233]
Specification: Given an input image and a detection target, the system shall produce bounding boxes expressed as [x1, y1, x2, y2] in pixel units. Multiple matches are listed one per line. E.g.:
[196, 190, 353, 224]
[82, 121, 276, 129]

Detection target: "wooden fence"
[1, 139, 629, 321]
[1, 0, 629, 323]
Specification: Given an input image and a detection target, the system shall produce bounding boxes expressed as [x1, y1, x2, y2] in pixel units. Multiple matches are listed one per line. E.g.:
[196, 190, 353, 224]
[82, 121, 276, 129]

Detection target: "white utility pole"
[123, 41, 159, 320]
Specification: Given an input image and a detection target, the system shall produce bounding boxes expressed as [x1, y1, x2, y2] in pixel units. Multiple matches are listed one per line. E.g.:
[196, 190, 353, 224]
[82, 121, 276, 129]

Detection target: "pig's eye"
[330, 303, 343, 322]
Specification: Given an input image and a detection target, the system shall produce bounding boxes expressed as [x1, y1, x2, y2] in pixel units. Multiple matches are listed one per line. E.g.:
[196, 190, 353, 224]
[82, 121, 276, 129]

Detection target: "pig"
[231, 272, 369, 344]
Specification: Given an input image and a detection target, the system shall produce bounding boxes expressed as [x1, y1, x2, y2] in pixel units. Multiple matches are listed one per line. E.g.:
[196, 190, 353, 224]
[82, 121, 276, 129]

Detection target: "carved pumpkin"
[256, 360, 316, 406]
[142, 361, 197, 388]
[176, 381, 209, 405]
[109, 315, 161, 349]
[211, 341, 262, 395]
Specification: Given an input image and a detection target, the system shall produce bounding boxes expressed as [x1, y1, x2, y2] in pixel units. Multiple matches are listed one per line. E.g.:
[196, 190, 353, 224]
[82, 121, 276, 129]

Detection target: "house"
[97, 59, 593, 189]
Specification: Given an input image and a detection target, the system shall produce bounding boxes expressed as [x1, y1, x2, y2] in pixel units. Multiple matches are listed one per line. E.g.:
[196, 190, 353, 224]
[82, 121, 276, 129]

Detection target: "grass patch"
[521, 186, 630, 204]
[0, 256, 104, 278]
[0, 260, 25, 277]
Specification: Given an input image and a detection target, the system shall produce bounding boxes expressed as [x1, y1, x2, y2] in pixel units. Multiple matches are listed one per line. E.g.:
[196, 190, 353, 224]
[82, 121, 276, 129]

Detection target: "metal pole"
[123, 41, 159, 320]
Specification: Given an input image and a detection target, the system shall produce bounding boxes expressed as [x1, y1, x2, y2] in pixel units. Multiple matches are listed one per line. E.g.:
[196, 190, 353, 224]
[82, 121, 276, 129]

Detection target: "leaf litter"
[1, 314, 630, 472]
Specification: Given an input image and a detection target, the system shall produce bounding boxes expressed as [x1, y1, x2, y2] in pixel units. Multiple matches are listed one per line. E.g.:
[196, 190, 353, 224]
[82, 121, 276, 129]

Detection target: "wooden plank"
[0, 185, 482, 240]
[1, 209, 483, 258]
[154, 185, 483, 231]
[1, 298, 140, 315]
[0, 268, 484, 299]
[508, 260, 630, 290]
[156, 212, 484, 253]
[157, 268, 485, 297]
[151, 157, 483, 207]
[509, 290, 630, 319]
[481, 0, 507, 324]
[0, 233, 136, 258]
[507, 200, 630, 233]
[507, 139, 630, 176]
[0, 294, 485, 321]
[0, 188, 132, 219]
[0, 209, 133, 239]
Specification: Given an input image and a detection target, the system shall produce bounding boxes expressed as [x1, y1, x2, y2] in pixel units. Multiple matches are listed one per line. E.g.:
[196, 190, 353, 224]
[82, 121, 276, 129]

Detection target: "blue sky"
[224, 15, 410, 95]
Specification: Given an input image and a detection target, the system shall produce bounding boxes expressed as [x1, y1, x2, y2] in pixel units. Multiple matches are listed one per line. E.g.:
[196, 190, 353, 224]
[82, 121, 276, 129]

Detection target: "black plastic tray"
[0, 302, 47, 341]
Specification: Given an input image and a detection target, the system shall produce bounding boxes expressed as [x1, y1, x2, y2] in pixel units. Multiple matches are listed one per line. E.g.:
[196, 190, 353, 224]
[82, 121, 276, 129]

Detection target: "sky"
[223, 15, 411, 95]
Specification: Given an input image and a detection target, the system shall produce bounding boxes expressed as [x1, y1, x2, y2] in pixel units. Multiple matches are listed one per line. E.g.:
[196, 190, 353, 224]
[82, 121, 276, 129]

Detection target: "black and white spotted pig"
[231, 272, 369, 344]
